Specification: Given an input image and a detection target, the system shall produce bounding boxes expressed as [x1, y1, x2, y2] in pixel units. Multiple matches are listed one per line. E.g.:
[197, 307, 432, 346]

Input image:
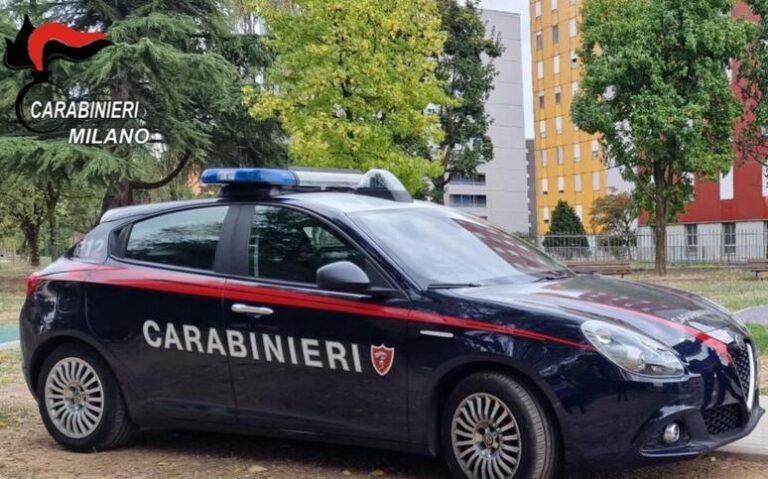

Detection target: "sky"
[480, 0, 533, 137]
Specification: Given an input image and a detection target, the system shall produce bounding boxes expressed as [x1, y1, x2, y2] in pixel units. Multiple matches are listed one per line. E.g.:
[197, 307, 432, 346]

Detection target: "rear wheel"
[37, 343, 137, 452]
[442, 372, 559, 479]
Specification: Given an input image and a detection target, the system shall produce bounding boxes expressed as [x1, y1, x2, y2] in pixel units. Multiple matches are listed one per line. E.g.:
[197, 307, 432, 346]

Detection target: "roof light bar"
[200, 167, 412, 202]
[201, 168, 297, 186]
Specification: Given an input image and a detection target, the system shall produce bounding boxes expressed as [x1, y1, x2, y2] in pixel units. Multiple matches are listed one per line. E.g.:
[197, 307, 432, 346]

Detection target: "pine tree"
[543, 200, 589, 258]
[0, 1, 285, 257]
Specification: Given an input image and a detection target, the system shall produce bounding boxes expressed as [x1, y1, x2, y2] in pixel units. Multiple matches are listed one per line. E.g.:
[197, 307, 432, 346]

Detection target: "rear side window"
[125, 207, 229, 270]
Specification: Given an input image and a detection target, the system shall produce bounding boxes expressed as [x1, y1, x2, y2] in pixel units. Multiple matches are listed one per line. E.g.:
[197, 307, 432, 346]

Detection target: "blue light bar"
[200, 168, 298, 186]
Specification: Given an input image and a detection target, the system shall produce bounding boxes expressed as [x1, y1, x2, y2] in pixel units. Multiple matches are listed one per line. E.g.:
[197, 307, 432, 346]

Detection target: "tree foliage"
[590, 188, 636, 236]
[734, 0, 768, 167]
[245, 0, 453, 193]
[572, 0, 755, 275]
[543, 200, 589, 257]
[431, 0, 502, 201]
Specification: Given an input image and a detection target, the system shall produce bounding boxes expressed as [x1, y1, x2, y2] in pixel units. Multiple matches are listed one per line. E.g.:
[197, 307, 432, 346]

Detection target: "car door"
[223, 204, 412, 442]
[86, 205, 237, 423]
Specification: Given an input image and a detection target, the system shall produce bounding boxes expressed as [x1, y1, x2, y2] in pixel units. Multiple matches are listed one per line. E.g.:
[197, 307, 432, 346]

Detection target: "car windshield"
[351, 206, 570, 287]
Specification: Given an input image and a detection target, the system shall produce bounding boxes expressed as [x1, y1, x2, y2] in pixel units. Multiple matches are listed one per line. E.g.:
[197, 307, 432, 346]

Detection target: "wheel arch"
[426, 359, 566, 462]
[28, 333, 140, 422]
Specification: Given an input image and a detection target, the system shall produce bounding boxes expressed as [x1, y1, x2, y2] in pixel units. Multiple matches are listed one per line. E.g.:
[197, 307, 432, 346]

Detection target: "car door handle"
[231, 304, 274, 316]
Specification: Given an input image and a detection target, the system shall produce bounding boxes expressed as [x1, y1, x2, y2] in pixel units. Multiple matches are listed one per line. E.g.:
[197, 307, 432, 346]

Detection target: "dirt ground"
[0, 377, 767, 479]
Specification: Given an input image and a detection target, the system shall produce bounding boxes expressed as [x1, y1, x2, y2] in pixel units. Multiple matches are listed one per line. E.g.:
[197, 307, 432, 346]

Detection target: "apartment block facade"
[530, 0, 628, 234]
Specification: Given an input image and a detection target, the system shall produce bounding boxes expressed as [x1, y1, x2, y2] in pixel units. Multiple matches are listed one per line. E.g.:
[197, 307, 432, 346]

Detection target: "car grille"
[702, 404, 742, 436]
[732, 344, 754, 394]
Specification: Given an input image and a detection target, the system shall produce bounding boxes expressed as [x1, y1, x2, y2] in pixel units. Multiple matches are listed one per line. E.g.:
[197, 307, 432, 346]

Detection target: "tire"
[36, 342, 137, 452]
[442, 372, 560, 479]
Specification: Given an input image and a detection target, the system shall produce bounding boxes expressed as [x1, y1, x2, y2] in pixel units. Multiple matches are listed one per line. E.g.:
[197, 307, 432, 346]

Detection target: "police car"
[20, 168, 762, 479]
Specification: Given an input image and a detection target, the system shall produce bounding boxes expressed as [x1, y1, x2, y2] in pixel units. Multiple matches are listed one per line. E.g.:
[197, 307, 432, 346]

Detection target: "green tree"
[590, 188, 636, 236]
[572, 0, 755, 275]
[591, 188, 637, 259]
[430, 0, 502, 201]
[543, 200, 589, 258]
[245, 0, 452, 193]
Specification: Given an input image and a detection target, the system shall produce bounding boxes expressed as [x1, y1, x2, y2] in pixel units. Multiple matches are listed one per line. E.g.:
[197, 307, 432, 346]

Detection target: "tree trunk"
[653, 167, 668, 276]
[99, 152, 192, 218]
[23, 225, 41, 267]
[45, 182, 60, 260]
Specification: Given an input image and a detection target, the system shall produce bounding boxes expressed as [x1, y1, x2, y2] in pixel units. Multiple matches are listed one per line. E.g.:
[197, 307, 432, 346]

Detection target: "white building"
[444, 9, 529, 234]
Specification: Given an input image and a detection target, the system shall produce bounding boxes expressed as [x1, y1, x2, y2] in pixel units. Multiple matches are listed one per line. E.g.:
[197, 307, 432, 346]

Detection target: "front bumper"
[555, 344, 763, 472]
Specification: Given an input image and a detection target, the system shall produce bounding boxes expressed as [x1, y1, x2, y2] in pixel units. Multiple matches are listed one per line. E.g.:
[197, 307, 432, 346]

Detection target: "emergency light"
[200, 167, 413, 202]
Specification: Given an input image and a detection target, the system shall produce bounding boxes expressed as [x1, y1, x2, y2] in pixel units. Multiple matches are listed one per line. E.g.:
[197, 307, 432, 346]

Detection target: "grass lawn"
[633, 268, 768, 313]
[0, 260, 44, 327]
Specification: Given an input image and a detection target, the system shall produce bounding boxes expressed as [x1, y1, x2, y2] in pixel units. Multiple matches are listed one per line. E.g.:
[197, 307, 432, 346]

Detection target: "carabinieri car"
[20, 168, 762, 479]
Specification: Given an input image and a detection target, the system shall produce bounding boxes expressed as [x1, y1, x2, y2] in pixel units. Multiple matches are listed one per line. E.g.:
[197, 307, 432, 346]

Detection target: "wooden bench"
[566, 261, 632, 278]
[746, 259, 768, 279]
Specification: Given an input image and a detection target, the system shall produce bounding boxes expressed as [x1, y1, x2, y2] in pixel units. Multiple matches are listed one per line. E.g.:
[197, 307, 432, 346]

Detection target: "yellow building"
[530, 0, 615, 234]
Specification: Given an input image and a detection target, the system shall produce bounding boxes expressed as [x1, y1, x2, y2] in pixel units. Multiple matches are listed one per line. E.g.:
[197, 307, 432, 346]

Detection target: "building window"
[535, 1, 542, 18]
[591, 139, 599, 159]
[553, 55, 560, 74]
[573, 143, 581, 162]
[557, 176, 565, 193]
[451, 173, 486, 186]
[541, 149, 548, 167]
[554, 86, 561, 104]
[536, 31, 543, 50]
[542, 178, 549, 195]
[592, 171, 600, 191]
[557, 146, 564, 164]
[569, 18, 577, 37]
[543, 207, 551, 224]
[723, 223, 736, 255]
[575, 205, 583, 220]
[552, 25, 560, 44]
[720, 167, 734, 200]
[538, 91, 545, 109]
[449, 194, 487, 208]
[572, 81, 579, 96]
[539, 120, 547, 138]
[575, 174, 582, 192]
[571, 50, 579, 69]
[555, 116, 563, 134]
[685, 224, 698, 256]
[551, 0, 558, 11]
[537, 61, 544, 79]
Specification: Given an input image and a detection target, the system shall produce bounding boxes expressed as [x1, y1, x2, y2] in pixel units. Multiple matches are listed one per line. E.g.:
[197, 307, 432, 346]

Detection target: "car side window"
[124, 206, 229, 270]
[249, 205, 375, 285]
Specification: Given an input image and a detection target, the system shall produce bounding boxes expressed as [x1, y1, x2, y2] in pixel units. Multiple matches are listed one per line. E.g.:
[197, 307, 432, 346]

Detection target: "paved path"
[0, 340, 19, 351]
[735, 306, 768, 325]
[716, 399, 768, 460]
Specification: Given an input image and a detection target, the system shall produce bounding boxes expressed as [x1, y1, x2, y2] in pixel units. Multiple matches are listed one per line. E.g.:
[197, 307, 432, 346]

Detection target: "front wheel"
[442, 372, 560, 479]
[36, 343, 137, 452]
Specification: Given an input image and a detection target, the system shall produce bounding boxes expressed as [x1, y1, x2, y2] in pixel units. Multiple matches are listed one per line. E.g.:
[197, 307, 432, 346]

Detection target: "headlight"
[581, 320, 685, 378]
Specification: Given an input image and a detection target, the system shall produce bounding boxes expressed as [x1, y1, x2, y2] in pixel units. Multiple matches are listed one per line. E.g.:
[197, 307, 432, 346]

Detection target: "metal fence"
[532, 231, 768, 265]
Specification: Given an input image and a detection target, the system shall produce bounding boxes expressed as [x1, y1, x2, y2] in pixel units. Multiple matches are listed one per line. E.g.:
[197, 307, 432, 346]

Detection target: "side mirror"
[316, 261, 371, 293]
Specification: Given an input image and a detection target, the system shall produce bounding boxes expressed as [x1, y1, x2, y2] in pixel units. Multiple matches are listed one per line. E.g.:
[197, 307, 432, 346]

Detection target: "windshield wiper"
[427, 282, 485, 290]
[533, 271, 571, 283]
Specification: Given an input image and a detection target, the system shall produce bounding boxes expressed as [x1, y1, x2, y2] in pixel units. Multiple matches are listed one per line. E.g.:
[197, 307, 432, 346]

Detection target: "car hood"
[451, 274, 745, 347]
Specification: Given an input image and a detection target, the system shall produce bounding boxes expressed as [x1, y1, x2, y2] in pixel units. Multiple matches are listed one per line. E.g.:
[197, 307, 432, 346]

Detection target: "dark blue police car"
[20, 168, 762, 479]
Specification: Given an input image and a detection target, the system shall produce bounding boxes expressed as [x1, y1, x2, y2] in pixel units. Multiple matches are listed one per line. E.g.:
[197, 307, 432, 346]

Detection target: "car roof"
[100, 192, 439, 224]
[279, 192, 438, 214]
